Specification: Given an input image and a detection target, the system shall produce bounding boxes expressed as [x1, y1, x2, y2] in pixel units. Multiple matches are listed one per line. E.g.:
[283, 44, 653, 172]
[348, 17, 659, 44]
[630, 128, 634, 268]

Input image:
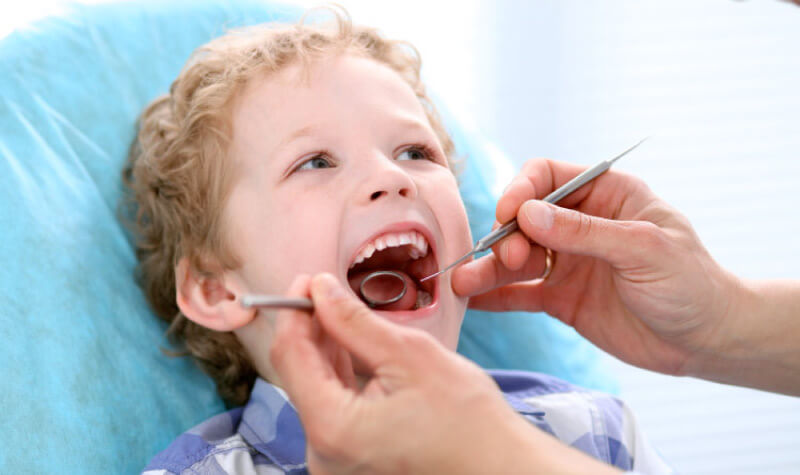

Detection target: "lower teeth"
[414, 290, 432, 310]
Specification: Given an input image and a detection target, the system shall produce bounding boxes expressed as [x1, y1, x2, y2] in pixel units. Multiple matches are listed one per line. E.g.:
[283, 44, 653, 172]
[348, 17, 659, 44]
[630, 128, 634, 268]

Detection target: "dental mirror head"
[358, 270, 408, 307]
[239, 270, 408, 311]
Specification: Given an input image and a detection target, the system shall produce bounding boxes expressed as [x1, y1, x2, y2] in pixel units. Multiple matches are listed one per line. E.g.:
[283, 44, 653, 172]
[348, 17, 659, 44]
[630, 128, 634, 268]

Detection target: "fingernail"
[523, 201, 554, 230]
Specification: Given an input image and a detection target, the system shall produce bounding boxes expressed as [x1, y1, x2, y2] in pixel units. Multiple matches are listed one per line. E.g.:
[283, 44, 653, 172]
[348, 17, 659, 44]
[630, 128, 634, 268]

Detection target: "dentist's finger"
[271, 276, 350, 415]
[273, 274, 313, 339]
[497, 174, 538, 224]
[452, 245, 549, 297]
[493, 174, 540, 271]
[272, 328, 351, 426]
[492, 158, 610, 272]
[491, 224, 531, 272]
[516, 200, 655, 266]
[310, 273, 428, 373]
[496, 159, 593, 225]
[333, 345, 358, 391]
[467, 281, 547, 313]
[320, 328, 358, 391]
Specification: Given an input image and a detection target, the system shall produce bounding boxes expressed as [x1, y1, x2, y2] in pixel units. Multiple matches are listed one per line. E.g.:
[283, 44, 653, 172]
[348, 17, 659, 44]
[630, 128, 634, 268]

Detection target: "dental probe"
[419, 137, 648, 283]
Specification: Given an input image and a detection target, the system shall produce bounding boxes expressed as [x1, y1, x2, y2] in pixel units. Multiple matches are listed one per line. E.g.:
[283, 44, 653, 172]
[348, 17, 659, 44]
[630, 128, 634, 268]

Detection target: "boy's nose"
[360, 158, 418, 204]
[369, 185, 411, 201]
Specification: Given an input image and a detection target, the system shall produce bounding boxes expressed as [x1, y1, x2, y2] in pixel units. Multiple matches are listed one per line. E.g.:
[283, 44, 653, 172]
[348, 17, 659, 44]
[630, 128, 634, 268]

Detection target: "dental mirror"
[239, 270, 408, 311]
[358, 270, 408, 307]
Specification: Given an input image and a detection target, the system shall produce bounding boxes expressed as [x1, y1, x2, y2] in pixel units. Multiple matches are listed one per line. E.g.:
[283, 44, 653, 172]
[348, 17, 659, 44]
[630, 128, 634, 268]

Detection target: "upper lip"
[347, 221, 438, 271]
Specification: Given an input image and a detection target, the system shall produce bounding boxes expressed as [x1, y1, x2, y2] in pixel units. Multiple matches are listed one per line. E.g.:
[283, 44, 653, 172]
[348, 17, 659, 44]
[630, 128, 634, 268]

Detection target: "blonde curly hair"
[123, 7, 455, 406]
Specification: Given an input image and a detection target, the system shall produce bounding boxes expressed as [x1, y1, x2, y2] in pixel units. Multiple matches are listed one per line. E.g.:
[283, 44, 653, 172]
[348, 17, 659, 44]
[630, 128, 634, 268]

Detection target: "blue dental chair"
[0, 1, 614, 472]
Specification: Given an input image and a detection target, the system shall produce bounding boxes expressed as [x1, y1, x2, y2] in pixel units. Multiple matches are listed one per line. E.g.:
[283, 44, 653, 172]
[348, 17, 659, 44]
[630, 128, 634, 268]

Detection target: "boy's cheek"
[447, 197, 474, 254]
[428, 177, 471, 240]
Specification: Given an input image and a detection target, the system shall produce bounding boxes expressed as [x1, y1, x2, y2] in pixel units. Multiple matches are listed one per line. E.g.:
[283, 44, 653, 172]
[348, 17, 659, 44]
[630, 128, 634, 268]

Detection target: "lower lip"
[375, 279, 441, 323]
[376, 299, 440, 323]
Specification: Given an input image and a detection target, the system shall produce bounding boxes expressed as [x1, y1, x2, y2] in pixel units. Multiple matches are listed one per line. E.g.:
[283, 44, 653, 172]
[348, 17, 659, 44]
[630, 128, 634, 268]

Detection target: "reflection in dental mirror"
[358, 270, 408, 307]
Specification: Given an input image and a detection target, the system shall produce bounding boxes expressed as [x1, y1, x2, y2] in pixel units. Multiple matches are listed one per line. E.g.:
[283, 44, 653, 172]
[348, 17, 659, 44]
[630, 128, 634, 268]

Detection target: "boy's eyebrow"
[393, 117, 434, 138]
[278, 124, 318, 150]
[277, 117, 434, 152]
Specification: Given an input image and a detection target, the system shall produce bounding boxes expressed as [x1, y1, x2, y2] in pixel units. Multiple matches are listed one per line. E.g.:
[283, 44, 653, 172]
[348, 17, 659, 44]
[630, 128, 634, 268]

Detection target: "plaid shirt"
[143, 370, 672, 474]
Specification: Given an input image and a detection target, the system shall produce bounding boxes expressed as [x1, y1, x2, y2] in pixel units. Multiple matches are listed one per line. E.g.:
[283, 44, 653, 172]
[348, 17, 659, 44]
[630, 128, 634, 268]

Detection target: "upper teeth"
[350, 231, 430, 268]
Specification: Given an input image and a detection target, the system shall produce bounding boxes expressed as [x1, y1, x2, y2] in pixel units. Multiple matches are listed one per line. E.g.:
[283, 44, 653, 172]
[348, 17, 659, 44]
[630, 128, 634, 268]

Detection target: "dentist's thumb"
[517, 200, 653, 266]
[311, 273, 414, 372]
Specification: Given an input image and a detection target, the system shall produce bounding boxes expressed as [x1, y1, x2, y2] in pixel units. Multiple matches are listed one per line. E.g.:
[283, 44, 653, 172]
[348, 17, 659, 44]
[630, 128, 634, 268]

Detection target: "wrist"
[497, 416, 620, 475]
[685, 277, 800, 395]
[679, 268, 750, 379]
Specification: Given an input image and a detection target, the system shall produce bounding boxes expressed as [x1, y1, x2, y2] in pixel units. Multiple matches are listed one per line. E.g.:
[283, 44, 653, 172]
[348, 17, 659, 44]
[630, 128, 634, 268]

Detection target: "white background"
[5, 1, 800, 473]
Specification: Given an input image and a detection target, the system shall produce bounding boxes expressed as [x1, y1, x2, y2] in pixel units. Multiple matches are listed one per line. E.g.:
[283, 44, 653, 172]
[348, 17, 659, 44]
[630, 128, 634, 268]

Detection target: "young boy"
[126, 8, 671, 475]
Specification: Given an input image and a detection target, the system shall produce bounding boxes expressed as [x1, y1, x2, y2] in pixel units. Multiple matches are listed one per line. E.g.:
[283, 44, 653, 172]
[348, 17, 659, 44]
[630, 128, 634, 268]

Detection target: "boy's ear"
[175, 257, 254, 331]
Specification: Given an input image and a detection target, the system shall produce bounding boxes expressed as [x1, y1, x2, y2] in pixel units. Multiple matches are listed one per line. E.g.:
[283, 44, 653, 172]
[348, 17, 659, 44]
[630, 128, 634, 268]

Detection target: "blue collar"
[237, 379, 307, 473]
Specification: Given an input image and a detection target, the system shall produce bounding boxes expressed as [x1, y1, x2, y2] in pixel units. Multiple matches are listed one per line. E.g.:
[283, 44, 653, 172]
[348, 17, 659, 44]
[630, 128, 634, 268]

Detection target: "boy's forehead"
[232, 55, 428, 134]
[225, 54, 439, 178]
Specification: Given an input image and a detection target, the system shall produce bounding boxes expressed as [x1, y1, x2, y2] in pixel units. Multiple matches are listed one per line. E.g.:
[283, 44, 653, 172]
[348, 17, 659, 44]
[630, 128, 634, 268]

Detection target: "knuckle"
[521, 157, 548, 176]
[308, 422, 350, 461]
[399, 329, 437, 354]
[383, 331, 407, 354]
[572, 210, 595, 239]
[629, 221, 669, 254]
[352, 304, 375, 324]
[499, 178, 531, 219]
[626, 172, 653, 195]
[495, 285, 518, 312]
[338, 299, 371, 325]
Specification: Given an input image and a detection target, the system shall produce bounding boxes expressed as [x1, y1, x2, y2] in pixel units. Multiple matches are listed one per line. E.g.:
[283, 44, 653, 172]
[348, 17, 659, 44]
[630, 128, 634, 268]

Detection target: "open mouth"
[347, 230, 438, 312]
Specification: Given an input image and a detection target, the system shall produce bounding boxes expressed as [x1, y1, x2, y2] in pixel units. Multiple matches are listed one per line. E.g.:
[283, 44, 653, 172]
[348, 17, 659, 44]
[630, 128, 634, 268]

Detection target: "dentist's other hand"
[452, 158, 745, 384]
[270, 273, 618, 475]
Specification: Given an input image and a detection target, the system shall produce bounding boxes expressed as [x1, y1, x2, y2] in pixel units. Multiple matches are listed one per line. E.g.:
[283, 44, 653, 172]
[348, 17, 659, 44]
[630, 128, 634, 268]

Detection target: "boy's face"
[223, 54, 472, 350]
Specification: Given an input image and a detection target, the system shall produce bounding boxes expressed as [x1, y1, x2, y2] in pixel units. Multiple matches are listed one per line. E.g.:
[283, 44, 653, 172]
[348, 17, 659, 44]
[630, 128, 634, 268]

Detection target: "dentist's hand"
[270, 273, 618, 475]
[452, 158, 743, 381]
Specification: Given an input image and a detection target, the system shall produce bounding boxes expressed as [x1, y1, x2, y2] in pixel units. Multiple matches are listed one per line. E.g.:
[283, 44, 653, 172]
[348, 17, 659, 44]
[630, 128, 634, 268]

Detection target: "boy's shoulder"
[143, 371, 671, 474]
[142, 380, 307, 475]
[490, 369, 672, 473]
[490, 368, 624, 419]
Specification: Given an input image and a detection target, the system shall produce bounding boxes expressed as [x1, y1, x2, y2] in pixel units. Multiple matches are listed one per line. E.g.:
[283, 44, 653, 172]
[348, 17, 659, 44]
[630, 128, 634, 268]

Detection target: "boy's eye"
[296, 155, 333, 171]
[396, 146, 431, 161]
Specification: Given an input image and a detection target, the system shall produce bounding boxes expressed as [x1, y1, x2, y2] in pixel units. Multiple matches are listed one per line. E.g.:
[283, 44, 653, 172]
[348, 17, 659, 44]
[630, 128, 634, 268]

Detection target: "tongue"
[348, 269, 418, 311]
